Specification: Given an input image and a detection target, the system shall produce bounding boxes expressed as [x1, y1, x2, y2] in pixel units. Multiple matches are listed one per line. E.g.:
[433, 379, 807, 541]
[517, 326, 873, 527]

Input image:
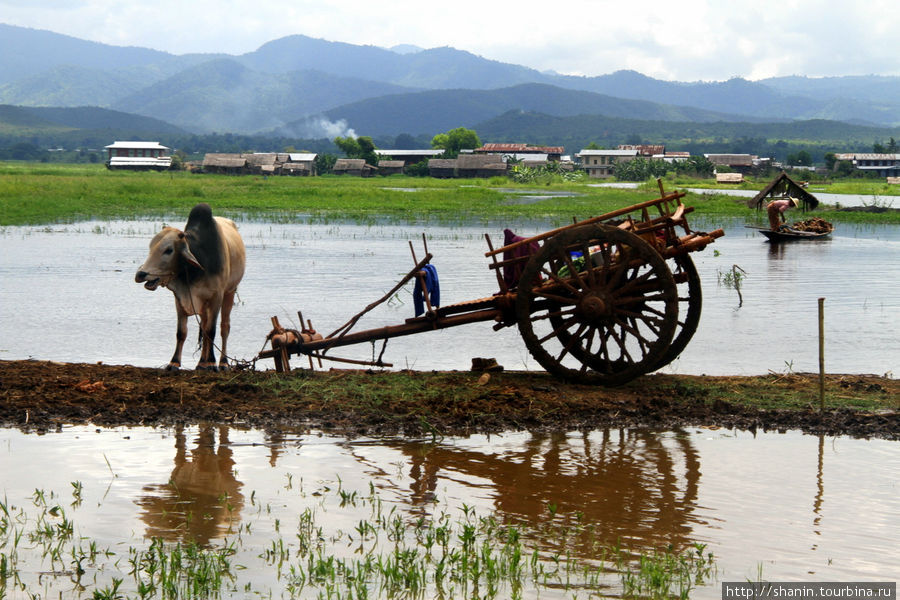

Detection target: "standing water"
[0, 219, 898, 376]
[0, 425, 897, 598]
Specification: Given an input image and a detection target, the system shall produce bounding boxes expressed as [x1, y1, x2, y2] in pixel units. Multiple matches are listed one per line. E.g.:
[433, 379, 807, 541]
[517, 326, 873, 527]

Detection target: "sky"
[2, 0, 899, 81]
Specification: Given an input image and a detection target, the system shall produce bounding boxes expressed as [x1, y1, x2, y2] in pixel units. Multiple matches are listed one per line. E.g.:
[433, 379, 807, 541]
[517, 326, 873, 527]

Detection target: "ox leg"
[218, 290, 236, 370]
[168, 304, 189, 371]
[197, 300, 221, 371]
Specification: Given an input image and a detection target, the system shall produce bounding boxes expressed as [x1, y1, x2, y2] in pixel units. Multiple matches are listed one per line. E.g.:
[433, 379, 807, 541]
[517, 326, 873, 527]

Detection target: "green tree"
[404, 159, 430, 177]
[824, 152, 837, 171]
[431, 127, 480, 158]
[873, 140, 887, 153]
[674, 155, 715, 178]
[835, 160, 855, 177]
[888, 137, 898, 153]
[170, 149, 188, 171]
[786, 150, 812, 166]
[315, 153, 338, 174]
[613, 157, 671, 181]
[334, 135, 378, 166]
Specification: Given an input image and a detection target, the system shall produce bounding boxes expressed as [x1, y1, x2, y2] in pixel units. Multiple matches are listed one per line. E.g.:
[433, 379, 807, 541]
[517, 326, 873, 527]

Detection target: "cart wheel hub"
[578, 294, 611, 321]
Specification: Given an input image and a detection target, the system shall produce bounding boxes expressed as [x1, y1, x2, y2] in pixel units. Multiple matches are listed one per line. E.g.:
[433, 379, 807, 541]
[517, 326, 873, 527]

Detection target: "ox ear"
[178, 232, 204, 270]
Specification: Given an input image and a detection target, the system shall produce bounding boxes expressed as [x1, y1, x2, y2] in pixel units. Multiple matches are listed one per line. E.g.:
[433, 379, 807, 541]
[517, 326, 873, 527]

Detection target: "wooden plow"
[258, 181, 724, 385]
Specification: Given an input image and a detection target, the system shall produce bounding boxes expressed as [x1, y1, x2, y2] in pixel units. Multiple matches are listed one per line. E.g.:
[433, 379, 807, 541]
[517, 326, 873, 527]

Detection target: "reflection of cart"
[258, 181, 724, 385]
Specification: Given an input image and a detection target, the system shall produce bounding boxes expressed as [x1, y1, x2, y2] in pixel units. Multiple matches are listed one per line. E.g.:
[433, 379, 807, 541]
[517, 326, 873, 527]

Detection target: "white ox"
[135, 203, 245, 370]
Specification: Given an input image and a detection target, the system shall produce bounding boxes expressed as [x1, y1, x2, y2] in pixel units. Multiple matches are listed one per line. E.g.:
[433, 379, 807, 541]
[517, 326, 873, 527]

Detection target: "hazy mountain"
[112, 57, 414, 133]
[236, 34, 549, 89]
[0, 23, 171, 85]
[389, 44, 425, 55]
[22, 106, 187, 133]
[313, 83, 763, 136]
[0, 103, 186, 144]
[2, 23, 900, 138]
[0, 64, 140, 107]
[0, 104, 74, 133]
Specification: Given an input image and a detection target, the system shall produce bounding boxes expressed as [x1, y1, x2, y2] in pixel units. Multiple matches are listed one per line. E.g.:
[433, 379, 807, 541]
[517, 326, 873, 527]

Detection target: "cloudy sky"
[3, 0, 898, 81]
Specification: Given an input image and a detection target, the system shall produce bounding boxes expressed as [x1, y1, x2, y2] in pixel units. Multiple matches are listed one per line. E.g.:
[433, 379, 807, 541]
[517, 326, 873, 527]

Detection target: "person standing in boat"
[767, 197, 799, 231]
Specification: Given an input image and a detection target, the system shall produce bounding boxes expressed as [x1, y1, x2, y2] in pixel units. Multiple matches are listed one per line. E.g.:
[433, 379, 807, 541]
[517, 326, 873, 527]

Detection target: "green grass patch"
[2, 162, 898, 226]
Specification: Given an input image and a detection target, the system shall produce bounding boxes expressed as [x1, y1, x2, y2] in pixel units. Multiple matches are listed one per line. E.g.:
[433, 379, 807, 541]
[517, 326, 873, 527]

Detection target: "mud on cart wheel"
[515, 223, 679, 385]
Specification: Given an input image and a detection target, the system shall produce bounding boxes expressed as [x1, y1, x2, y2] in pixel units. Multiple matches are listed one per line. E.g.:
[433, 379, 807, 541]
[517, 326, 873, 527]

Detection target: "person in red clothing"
[767, 197, 799, 231]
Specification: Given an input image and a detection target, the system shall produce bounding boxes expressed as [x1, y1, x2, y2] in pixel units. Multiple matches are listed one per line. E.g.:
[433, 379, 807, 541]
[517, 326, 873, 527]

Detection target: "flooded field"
[1, 215, 897, 598]
[0, 219, 898, 376]
[0, 425, 896, 598]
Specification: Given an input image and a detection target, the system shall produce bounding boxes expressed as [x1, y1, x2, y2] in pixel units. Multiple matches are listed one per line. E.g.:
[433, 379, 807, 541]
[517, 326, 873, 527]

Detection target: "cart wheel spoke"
[516, 224, 677, 385]
[648, 254, 703, 371]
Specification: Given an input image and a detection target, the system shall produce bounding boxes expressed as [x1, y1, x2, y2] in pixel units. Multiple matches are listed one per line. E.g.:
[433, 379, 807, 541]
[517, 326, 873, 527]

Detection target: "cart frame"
[258, 181, 723, 384]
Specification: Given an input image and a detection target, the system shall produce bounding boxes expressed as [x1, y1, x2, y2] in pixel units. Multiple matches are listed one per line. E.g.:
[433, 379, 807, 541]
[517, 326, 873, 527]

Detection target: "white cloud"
[2, 0, 899, 80]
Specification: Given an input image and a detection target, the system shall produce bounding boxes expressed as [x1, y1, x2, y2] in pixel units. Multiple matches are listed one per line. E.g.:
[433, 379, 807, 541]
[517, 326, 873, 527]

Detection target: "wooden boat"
[759, 227, 832, 241]
[746, 225, 833, 241]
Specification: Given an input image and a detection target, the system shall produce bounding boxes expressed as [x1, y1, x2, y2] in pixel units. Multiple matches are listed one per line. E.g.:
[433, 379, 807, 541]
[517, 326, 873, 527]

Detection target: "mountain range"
[2, 23, 900, 143]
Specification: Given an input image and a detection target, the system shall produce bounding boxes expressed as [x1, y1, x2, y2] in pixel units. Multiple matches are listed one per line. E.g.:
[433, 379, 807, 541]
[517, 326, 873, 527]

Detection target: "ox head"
[135, 227, 203, 290]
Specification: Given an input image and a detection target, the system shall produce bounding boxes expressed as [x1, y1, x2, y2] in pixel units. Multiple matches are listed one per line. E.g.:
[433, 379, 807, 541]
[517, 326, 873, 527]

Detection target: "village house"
[199, 152, 318, 176]
[427, 158, 458, 178]
[456, 154, 507, 178]
[833, 153, 900, 178]
[618, 144, 665, 157]
[282, 153, 317, 176]
[704, 153, 756, 174]
[376, 149, 444, 166]
[201, 153, 246, 175]
[376, 160, 406, 175]
[425, 154, 508, 178]
[474, 143, 565, 162]
[333, 158, 377, 177]
[244, 153, 280, 175]
[575, 149, 638, 178]
[105, 141, 172, 170]
[653, 151, 690, 163]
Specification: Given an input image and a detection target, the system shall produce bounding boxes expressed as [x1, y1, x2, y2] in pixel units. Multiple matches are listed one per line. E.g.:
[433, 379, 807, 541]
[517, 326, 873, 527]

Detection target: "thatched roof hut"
[202, 153, 247, 174]
[333, 158, 377, 177]
[749, 171, 820, 211]
[377, 160, 405, 175]
[428, 158, 457, 178]
[457, 154, 507, 178]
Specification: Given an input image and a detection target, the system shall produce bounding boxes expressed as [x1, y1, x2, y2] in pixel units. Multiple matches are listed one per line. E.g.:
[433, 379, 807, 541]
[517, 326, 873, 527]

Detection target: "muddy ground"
[1, 359, 897, 439]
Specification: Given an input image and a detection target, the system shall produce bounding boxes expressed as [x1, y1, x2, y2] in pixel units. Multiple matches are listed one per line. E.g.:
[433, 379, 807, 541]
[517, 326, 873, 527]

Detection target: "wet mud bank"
[1, 360, 897, 439]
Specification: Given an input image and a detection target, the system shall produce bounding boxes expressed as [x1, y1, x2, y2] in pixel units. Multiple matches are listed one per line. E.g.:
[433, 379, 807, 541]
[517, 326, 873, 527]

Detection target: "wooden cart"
[258, 181, 724, 385]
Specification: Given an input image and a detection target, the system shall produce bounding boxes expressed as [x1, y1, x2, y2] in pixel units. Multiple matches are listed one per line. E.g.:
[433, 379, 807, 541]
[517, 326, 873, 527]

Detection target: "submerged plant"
[0, 481, 720, 599]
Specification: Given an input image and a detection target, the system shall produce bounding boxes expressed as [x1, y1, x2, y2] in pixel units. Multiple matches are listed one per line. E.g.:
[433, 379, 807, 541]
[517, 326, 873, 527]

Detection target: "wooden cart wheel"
[516, 223, 678, 385]
[651, 253, 702, 371]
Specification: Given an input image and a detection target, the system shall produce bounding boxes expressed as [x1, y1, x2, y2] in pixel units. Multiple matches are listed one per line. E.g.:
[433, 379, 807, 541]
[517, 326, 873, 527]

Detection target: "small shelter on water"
[749, 172, 820, 212]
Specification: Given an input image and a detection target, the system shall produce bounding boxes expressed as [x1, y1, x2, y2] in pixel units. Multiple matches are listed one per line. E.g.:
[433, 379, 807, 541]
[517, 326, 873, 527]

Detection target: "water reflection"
[135, 425, 244, 544]
[0, 425, 897, 595]
[383, 429, 701, 551]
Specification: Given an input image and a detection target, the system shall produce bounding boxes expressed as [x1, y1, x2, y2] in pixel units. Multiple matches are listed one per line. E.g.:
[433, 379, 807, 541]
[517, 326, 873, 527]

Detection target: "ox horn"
[178, 232, 204, 270]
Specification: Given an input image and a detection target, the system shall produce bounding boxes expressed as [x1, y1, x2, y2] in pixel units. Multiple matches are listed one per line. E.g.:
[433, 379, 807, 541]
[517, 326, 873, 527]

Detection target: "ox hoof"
[164, 363, 181, 372]
[217, 362, 232, 372]
[196, 364, 218, 372]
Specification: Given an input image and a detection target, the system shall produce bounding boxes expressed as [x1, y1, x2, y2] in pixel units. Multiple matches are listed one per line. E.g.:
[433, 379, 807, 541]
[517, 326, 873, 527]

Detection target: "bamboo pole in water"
[818, 297, 826, 412]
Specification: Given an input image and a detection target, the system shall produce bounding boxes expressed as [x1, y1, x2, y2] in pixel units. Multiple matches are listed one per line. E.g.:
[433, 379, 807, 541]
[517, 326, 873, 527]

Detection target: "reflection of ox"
[136, 425, 244, 544]
[135, 203, 245, 370]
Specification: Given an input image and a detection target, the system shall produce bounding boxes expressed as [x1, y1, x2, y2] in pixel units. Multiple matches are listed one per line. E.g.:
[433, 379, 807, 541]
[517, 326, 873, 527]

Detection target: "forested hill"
[2, 24, 900, 136]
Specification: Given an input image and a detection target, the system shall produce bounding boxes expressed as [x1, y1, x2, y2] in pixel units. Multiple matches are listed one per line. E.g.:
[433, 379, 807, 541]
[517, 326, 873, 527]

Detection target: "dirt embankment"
[1, 360, 897, 439]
